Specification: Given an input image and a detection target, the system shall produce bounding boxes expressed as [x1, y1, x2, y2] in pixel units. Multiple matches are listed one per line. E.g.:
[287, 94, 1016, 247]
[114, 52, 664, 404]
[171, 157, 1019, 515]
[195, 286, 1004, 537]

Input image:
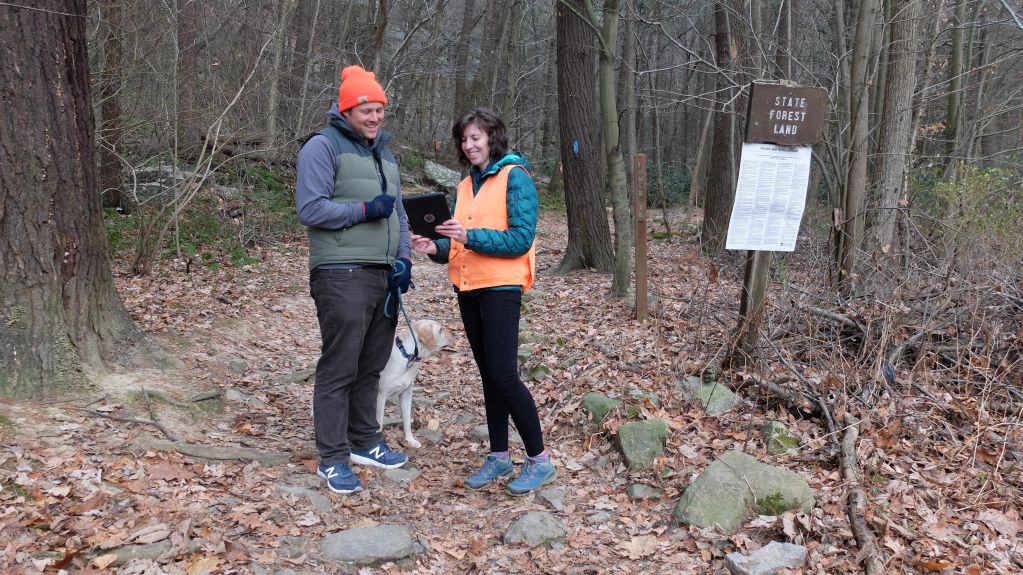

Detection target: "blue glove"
[389, 257, 413, 294]
[363, 193, 395, 221]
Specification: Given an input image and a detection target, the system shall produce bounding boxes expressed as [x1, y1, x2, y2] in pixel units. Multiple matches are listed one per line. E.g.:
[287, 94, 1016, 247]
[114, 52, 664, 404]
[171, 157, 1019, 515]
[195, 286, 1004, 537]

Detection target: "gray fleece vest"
[308, 125, 401, 269]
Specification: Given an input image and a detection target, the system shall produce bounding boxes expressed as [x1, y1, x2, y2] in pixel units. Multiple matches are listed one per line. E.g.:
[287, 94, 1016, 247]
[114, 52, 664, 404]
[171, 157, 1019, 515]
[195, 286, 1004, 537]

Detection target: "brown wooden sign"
[745, 83, 827, 146]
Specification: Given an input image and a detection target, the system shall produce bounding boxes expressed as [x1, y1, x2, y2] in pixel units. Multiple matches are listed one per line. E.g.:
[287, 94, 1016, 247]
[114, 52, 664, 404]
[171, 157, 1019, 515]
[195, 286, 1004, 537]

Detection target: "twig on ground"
[796, 302, 866, 334]
[78, 409, 179, 442]
[841, 413, 886, 575]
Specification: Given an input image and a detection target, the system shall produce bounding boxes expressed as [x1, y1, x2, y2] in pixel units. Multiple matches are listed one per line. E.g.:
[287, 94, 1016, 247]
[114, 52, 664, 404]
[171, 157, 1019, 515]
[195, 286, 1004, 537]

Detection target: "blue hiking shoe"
[317, 463, 362, 494]
[464, 454, 514, 490]
[350, 441, 408, 469]
[506, 457, 556, 496]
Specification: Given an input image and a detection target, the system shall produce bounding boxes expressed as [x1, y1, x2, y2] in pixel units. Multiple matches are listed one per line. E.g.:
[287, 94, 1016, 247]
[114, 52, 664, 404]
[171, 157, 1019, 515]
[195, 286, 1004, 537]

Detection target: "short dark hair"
[451, 107, 508, 167]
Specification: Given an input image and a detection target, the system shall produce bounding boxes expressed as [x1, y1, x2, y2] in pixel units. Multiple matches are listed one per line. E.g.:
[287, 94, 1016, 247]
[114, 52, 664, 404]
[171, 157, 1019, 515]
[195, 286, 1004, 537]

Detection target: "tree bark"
[838, 0, 879, 294]
[583, 0, 633, 296]
[701, 0, 737, 255]
[869, 0, 921, 252]
[554, 0, 614, 274]
[265, 0, 294, 150]
[0, 0, 160, 398]
[453, 0, 477, 118]
[98, 0, 124, 211]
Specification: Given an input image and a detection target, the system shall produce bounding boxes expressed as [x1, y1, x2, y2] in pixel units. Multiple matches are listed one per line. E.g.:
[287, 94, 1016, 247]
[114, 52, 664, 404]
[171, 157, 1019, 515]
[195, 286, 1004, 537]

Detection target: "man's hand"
[389, 257, 413, 294]
[363, 193, 395, 221]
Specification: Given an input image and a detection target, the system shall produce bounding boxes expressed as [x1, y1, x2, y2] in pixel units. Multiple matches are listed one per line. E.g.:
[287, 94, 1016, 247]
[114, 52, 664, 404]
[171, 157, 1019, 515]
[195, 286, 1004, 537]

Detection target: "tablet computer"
[402, 192, 451, 240]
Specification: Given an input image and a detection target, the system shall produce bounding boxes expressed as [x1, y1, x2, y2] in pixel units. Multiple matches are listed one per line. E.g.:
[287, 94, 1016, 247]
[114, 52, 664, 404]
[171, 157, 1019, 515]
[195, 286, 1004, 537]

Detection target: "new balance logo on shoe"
[317, 463, 362, 494]
[350, 440, 408, 469]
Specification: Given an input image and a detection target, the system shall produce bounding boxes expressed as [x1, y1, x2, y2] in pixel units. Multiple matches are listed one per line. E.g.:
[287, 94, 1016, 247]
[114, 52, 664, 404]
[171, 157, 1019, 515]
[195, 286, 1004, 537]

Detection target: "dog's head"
[410, 319, 454, 359]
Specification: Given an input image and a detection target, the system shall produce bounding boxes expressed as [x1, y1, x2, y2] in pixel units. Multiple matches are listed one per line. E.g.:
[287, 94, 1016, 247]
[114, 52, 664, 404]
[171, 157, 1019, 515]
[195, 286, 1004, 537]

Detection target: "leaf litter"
[0, 210, 1020, 574]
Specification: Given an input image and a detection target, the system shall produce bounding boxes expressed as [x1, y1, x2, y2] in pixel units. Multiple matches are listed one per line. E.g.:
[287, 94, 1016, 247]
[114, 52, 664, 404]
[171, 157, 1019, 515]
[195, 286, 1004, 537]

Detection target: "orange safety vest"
[448, 165, 536, 292]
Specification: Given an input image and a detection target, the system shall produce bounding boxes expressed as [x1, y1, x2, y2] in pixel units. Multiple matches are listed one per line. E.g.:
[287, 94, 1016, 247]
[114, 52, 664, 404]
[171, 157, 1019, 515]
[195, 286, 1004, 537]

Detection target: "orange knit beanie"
[338, 65, 387, 112]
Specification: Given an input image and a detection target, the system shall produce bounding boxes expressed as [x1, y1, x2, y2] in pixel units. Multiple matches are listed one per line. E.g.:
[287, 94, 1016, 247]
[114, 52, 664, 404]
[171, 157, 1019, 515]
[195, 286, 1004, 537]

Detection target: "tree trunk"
[0, 0, 161, 398]
[943, 0, 967, 174]
[869, 0, 921, 252]
[453, 0, 476, 117]
[539, 34, 559, 161]
[501, 0, 524, 119]
[265, 0, 294, 150]
[291, 0, 321, 136]
[554, 0, 614, 274]
[590, 0, 633, 297]
[368, 0, 390, 73]
[469, 2, 510, 109]
[176, 0, 201, 159]
[98, 0, 124, 211]
[701, 0, 737, 256]
[837, 0, 879, 294]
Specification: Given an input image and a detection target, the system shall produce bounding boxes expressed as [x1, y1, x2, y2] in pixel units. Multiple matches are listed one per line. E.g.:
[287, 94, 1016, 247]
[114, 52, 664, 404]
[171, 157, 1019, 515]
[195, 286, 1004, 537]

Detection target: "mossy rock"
[581, 392, 620, 425]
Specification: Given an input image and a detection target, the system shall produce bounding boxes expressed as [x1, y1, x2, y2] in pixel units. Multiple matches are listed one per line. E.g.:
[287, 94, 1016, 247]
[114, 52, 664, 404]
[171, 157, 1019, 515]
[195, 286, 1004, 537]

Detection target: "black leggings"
[458, 290, 545, 457]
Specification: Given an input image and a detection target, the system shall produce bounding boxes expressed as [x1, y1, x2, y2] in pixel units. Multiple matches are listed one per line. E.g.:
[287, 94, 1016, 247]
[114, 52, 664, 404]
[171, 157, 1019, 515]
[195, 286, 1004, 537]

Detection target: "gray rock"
[627, 484, 665, 500]
[502, 511, 567, 547]
[673, 450, 814, 534]
[382, 467, 422, 484]
[277, 484, 332, 513]
[724, 541, 807, 575]
[629, 388, 662, 408]
[763, 421, 800, 456]
[581, 392, 621, 425]
[680, 377, 736, 415]
[615, 419, 670, 469]
[586, 511, 611, 524]
[423, 160, 461, 193]
[321, 524, 415, 565]
[271, 368, 315, 384]
[470, 424, 522, 445]
[226, 357, 249, 374]
[417, 428, 443, 444]
[537, 488, 566, 511]
[224, 388, 266, 406]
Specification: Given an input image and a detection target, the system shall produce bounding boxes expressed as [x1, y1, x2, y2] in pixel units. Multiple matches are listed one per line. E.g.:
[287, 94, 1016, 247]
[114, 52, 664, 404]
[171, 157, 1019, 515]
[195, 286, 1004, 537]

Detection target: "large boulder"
[673, 450, 814, 534]
[424, 160, 462, 194]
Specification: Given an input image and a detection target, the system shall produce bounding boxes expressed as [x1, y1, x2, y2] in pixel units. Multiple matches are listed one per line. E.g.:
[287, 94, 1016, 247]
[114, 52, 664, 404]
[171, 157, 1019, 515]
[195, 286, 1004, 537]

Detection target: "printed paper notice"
[725, 143, 812, 252]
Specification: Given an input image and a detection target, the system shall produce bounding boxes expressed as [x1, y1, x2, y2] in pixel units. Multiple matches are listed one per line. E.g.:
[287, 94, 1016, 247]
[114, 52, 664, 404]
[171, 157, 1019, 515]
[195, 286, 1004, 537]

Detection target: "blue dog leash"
[384, 260, 419, 366]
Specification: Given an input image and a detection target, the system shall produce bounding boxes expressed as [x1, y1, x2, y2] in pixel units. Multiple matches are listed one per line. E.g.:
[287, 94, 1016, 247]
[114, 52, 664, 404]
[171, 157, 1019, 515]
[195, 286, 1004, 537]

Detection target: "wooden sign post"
[633, 154, 648, 322]
[727, 82, 826, 367]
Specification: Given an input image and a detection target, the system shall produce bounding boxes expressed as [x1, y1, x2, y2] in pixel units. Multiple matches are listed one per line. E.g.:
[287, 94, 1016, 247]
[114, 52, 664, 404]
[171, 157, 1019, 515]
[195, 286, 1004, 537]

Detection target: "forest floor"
[1, 208, 1021, 574]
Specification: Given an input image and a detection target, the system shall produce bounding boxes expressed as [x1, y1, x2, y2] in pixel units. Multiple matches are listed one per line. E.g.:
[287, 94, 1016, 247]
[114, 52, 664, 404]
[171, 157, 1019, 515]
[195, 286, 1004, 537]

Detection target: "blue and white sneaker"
[465, 454, 514, 489]
[350, 441, 408, 469]
[317, 463, 362, 494]
[506, 456, 556, 496]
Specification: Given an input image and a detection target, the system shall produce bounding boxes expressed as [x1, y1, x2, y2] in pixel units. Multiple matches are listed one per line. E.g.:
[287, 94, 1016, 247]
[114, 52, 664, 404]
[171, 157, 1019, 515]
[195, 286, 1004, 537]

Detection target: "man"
[296, 65, 412, 494]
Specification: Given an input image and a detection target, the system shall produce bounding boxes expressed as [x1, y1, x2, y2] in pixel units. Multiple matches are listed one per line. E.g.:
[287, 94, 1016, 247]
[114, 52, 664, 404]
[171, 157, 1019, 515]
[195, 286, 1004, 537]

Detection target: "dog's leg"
[399, 387, 421, 448]
[376, 393, 387, 434]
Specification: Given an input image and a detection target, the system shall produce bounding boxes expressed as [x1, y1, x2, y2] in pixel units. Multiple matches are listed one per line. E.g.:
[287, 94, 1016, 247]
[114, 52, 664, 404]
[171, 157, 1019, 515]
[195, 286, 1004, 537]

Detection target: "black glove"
[363, 193, 395, 221]
[389, 257, 413, 294]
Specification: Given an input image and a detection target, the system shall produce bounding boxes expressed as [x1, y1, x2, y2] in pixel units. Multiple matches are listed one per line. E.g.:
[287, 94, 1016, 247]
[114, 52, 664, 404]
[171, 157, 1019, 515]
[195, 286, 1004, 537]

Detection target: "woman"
[410, 108, 554, 496]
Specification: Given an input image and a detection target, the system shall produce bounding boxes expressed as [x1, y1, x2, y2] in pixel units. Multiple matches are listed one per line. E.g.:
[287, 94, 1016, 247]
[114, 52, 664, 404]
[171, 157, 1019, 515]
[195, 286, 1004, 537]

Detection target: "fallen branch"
[79, 409, 178, 442]
[796, 302, 866, 334]
[841, 413, 886, 575]
[143, 439, 290, 467]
